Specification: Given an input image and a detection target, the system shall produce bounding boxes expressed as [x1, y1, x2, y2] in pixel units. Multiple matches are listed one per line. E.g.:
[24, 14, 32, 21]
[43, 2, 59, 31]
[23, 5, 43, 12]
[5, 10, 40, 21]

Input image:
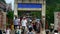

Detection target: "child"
[15, 26, 22, 34]
[19, 26, 22, 34]
[6, 27, 11, 34]
[26, 23, 35, 34]
[32, 29, 36, 34]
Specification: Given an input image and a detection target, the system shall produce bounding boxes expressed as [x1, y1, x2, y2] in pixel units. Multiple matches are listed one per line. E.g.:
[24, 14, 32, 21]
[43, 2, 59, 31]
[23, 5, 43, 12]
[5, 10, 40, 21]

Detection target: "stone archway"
[14, 0, 46, 30]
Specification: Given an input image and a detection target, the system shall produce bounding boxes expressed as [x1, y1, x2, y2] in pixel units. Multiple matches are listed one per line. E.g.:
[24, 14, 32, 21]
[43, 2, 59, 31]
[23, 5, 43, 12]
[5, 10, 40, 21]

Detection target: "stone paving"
[9, 30, 46, 34]
[2, 29, 46, 34]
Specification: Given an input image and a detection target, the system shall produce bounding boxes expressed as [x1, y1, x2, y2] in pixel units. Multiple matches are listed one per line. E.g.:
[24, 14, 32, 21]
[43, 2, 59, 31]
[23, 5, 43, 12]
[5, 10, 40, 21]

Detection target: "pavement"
[10, 30, 15, 34]
[10, 30, 46, 34]
[2, 33, 5, 34]
[40, 30, 46, 34]
[2, 29, 46, 34]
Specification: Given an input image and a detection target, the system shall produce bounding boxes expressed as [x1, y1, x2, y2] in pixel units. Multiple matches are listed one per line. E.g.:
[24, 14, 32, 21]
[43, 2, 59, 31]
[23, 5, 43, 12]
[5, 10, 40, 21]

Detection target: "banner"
[18, 3, 42, 8]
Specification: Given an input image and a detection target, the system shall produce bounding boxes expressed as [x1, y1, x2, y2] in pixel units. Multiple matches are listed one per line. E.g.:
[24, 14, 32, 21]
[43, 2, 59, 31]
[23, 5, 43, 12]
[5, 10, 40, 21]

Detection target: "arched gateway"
[14, 0, 46, 31]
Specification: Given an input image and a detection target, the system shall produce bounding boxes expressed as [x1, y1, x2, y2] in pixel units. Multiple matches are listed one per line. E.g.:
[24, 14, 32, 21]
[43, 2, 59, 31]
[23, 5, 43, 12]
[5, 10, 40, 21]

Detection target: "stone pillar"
[0, 11, 3, 30]
[2, 10, 6, 30]
[14, 0, 18, 16]
[0, 9, 6, 30]
[42, 0, 46, 30]
[2, 12, 6, 30]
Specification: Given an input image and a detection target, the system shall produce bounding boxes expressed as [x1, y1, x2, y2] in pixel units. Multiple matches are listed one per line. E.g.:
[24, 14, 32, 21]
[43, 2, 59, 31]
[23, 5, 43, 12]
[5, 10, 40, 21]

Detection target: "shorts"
[22, 26, 27, 33]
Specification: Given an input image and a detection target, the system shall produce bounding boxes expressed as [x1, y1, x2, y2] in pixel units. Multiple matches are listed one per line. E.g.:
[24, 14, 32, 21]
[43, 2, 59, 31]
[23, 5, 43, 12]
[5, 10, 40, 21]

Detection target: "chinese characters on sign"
[18, 3, 42, 8]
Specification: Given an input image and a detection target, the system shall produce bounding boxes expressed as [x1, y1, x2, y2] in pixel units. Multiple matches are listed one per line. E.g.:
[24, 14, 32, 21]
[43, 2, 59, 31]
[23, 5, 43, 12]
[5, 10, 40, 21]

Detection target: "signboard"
[54, 12, 60, 31]
[18, 3, 42, 8]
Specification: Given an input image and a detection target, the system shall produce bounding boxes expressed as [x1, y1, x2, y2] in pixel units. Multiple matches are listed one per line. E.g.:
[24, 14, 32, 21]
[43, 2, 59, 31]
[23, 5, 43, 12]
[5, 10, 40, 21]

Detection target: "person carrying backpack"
[26, 25, 35, 34]
[15, 26, 21, 34]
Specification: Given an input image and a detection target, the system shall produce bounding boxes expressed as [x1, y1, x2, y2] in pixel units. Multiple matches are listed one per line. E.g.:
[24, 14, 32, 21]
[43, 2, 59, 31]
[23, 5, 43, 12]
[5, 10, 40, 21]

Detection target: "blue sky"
[5, 0, 14, 10]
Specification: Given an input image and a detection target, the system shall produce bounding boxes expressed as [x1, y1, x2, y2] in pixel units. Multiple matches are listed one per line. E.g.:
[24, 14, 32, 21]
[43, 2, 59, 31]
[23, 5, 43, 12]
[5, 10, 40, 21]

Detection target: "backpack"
[15, 29, 19, 34]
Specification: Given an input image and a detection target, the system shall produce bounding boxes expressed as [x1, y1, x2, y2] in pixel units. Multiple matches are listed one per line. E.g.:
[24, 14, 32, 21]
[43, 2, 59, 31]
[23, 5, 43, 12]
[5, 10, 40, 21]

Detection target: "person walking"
[14, 16, 20, 29]
[15, 26, 22, 34]
[21, 16, 27, 34]
[32, 19, 37, 32]
[26, 27, 35, 34]
[6, 27, 11, 34]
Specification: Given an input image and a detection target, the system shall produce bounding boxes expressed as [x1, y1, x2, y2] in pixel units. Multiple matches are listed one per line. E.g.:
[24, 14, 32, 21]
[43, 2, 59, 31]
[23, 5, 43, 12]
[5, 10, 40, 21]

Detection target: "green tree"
[7, 11, 14, 19]
[0, 0, 6, 4]
[7, 10, 14, 26]
[46, 0, 60, 27]
[30, 11, 41, 18]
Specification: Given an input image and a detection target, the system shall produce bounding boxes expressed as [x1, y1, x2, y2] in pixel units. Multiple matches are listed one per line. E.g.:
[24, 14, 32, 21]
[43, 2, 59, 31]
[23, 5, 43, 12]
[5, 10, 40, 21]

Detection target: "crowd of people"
[1, 15, 43, 34]
[0, 15, 58, 34]
[13, 15, 42, 34]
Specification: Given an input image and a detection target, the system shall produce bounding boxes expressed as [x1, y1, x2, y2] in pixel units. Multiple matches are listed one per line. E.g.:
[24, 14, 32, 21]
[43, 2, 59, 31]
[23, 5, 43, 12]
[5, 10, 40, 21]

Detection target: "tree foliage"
[7, 10, 14, 20]
[18, 11, 41, 19]
[6, 10, 14, 26]
[46, 0, 60, 26]
[30, 11, 41, 18]
[0, 0, 6, 3]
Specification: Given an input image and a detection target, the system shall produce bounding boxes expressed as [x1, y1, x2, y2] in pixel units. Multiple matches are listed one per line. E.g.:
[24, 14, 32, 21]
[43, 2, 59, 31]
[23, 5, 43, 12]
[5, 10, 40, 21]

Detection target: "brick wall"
[0, 12, 3, 28]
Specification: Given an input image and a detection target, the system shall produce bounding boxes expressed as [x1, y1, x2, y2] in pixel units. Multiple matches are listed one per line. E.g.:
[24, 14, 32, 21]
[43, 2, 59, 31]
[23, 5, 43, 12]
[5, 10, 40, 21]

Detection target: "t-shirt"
[21, 19, 27, 26]
[18, 30, 21, 34]
[14, 19, 20, 25]
[28, 24, 33, 28]
[16, 29, 21, 34]
[6, 29, 10, 34]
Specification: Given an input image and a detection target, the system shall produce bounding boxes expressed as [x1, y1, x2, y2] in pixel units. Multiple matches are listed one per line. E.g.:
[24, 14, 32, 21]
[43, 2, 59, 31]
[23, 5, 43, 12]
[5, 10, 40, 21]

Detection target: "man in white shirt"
[21, 16, 27, 34]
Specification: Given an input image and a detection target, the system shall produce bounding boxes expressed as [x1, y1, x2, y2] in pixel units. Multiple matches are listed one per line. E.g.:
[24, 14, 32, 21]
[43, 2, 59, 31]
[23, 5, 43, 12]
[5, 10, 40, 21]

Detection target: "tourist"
[14, 16, 20, 29]
[32, 19, 37, 31]
[21, 16, 27, 34]
[6, 27, 11, 34]
[15, 26, 22, 34]
[26, 27, 35, 34]
[36, 19, 41, 33]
